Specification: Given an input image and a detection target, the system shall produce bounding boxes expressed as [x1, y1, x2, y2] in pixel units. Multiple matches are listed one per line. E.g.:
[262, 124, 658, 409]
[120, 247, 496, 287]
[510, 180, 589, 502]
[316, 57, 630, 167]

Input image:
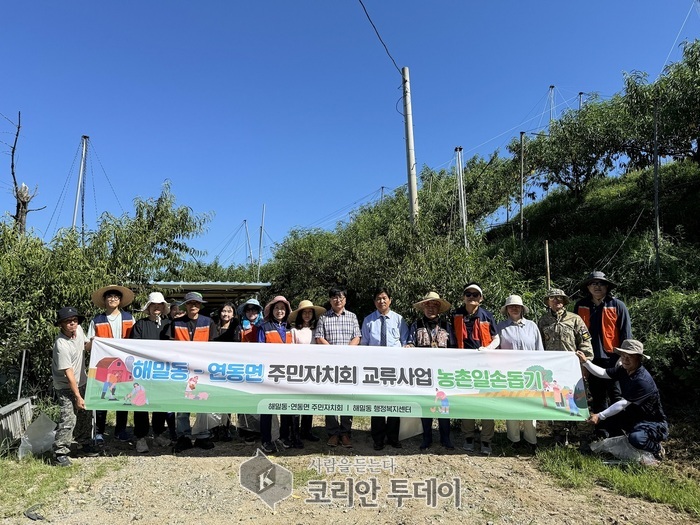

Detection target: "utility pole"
[653, 98, 661, 281]
[72, 135, 89, 231]
[244, 220, 254, 266]
[520, 131, 525, 241]
[578, 92, 584, 110]
[455, 147, 468, 249]
[402, 67, 419, 225]
[257, 204, 265, 282]
[549, 85, 555, 124]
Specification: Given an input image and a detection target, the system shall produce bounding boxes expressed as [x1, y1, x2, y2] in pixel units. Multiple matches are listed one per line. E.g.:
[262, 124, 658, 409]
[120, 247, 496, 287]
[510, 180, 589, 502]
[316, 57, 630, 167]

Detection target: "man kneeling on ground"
[576, 339, 668, 460]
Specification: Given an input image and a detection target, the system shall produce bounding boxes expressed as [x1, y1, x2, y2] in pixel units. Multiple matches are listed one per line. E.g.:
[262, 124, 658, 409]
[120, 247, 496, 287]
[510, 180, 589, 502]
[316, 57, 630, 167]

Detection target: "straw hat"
[91, 285, 134, 308]
[413, 292, 451, 314]
[140, 292, 170, 315]
[500, 294, 530, 316]
[263, 296, 292, 319]
[288, 300, 326, 325]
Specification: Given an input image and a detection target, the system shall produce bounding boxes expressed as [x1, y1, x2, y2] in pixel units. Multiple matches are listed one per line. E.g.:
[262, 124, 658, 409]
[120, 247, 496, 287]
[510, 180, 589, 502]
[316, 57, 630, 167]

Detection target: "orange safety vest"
[262, 324, 292, 344]
[172, 316, 211, 341]
[577, 306, 619, 354]
[454, 314, 493, 349]
[93, 312, 134, 339]
[239, 326, 259, 343]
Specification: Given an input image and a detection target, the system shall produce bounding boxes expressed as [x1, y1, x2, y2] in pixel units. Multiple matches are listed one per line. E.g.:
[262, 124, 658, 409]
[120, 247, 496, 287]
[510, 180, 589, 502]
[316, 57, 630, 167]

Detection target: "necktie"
[380, 315, 387, 346]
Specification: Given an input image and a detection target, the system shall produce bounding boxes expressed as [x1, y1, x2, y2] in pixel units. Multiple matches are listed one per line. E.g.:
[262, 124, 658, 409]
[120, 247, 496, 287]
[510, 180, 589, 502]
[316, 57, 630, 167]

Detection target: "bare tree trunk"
[9, 112, 44, 234]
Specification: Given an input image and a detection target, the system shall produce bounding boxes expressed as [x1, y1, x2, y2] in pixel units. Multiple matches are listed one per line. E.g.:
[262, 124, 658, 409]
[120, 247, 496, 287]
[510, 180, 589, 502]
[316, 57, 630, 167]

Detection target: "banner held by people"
[86, 338, 589, 421]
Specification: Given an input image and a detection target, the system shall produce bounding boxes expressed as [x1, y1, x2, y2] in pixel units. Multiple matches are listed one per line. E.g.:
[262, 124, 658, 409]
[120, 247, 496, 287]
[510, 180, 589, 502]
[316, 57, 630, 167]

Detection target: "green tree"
[622, 40, 700, 169]
[0, 183, 211, 403]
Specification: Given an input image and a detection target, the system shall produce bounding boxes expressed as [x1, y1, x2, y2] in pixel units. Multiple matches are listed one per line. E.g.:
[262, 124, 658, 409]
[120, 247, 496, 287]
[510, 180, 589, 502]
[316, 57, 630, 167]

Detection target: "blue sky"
[2, 1, 699, 265]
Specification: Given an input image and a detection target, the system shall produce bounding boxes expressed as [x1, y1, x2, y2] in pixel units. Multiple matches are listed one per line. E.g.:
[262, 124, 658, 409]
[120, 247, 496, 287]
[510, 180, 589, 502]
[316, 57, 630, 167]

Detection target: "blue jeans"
[627, 421, 668, 455]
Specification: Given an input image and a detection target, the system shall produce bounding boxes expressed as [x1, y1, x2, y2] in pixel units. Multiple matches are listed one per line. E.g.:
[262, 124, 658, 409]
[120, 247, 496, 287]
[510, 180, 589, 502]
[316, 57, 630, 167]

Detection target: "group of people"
[50, 270, 668, 466]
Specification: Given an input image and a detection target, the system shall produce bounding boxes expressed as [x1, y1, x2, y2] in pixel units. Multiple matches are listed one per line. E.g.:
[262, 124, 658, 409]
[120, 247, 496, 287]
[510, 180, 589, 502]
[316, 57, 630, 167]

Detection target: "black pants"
[133, 411, 176, 439]
[279, 415, 299, 440]
[96, 410, 128, 435]
[371, 416, 400, 445]
[421, 417, 451, 445]
[300, 414, 314, 434]
[588, 374, 621, 413]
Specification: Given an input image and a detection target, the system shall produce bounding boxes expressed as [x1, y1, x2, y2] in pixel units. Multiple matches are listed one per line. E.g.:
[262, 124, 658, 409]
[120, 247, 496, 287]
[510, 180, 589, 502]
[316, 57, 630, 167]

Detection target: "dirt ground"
[7, 418, 698, 525]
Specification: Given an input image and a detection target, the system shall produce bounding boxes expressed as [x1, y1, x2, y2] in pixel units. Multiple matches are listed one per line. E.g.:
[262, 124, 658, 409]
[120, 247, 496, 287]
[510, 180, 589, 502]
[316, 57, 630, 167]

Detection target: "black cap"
[55, 307, 85, 326]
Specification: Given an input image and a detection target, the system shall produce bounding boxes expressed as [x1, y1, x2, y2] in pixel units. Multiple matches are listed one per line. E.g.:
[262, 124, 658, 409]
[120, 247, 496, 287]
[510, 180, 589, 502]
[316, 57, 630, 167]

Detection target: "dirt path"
[23, 426, 695, 525]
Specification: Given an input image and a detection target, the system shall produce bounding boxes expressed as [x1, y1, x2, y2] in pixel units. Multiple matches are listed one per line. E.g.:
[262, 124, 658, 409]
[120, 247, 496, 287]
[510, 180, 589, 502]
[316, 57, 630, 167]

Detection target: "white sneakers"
[462, 438, 492, 455]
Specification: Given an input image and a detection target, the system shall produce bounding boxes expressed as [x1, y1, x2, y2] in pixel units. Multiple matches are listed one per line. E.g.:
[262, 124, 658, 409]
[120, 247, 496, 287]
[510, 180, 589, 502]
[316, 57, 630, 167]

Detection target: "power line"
[357, 0, 402, 75]
[657, 0, 697, 79]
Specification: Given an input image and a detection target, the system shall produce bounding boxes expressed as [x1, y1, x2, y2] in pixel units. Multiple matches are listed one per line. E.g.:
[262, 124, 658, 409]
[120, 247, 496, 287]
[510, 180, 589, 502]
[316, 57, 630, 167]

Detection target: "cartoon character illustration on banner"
[124, 382, 148, 406]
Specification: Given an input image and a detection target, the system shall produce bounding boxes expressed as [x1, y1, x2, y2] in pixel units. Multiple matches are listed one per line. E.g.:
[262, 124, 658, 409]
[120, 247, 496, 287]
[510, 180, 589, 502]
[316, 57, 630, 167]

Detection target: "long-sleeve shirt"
[496, 318, 544, 350]
[361, 310, 409, 347]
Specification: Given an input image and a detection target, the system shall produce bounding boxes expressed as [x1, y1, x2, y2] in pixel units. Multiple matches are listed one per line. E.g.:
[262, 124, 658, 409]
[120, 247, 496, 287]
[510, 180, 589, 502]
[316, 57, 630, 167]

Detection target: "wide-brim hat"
[288, 300, 326, 325]
[413, 292, 451, 314]
[237, 298, 262, 316]
[91, 285, 135, 308]
[544, 288, 570, 306]
[183, 291, 207, 304]
[264, 296, 292, 319]
[55, 306, 85, 326]
[500, 294, 530, 316]
[614, 339, 649, 359]
[141, 292, 170, 315]
[578, 271, 617, 292]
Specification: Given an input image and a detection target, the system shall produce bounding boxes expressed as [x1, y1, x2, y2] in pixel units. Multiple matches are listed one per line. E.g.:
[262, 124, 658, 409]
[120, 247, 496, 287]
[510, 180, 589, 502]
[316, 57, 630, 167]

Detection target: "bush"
[629, 290, 700, 404]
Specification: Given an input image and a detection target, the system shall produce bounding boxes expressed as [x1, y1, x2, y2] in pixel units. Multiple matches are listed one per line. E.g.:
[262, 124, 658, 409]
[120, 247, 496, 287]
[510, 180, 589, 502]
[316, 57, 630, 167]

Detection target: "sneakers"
[291, 438, 304, 449]
[373, 441, 385, 451]
[387, 440, 403, 449]
[154, 433, 172, 447]
[280, 438, 293, 449]
[193, 438, 214, 450]
[136, 438, 149, 453]
[340, 435, 353, 448]
[173, 436, 193, 452]
[54, 455, 72, 467]
[300, 431, 320, 442]
[480, 442, 492, 455]
[94, 434, 105, 446]
[80, 444, 101, 457]
[261, 441, 278, 454]
[327, 435, 339, 447]
[419, 439, 432, 451]
[116, 430, 133, 442]
[441, 440, 455, 451]
[462, 438, 474, 452]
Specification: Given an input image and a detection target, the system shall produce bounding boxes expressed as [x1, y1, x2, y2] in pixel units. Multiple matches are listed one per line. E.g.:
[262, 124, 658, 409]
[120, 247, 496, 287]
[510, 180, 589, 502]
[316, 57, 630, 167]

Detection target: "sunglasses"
[464, 292, 481, 298]
[589, 281, 607, 287]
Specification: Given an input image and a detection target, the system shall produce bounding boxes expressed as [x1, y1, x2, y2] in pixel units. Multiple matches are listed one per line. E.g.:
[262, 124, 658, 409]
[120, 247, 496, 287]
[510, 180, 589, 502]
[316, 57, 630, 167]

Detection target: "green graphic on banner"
[85, 338, 589, 421]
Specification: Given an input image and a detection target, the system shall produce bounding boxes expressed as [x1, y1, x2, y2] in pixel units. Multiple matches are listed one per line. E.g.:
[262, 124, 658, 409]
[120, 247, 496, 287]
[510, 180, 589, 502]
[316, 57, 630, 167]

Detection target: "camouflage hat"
[543, 288, 570, 305]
